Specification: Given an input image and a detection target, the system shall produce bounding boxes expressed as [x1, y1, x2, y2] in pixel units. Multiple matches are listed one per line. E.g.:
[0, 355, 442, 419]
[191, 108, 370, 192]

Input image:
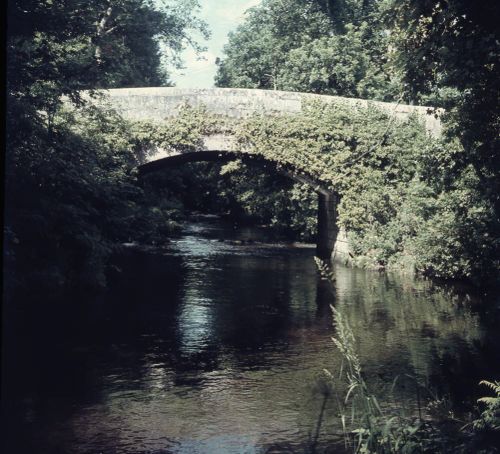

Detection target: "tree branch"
[95, 7, 113, 63]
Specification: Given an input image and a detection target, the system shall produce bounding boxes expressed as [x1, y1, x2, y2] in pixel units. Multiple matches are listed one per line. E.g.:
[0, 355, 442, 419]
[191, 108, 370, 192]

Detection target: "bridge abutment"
[316, 192, 339, 260]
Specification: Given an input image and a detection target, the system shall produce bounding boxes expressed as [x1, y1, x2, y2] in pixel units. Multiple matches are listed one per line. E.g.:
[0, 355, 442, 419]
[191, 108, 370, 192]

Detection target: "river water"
[2, 217, 500, 453]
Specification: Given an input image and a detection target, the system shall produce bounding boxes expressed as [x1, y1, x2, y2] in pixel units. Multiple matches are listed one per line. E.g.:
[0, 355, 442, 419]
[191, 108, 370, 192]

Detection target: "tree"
[215, 0, 332, 90]
[390, 0, 500, 282]
[279, 23, 399, 100]
[7, 0, 208, 101]
[215, 0, 399, 101]
[391, 0, 499, 172]
[92, 0, 209, 87]
[5, 0, 208, 292]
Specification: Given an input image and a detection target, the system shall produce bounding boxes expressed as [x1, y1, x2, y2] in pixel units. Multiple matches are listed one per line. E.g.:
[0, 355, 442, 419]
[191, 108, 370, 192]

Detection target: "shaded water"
[2, 217, 500, 453]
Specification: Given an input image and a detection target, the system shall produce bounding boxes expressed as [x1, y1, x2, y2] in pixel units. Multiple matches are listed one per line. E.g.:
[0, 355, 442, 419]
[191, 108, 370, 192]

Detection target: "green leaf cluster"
[216, 0, 400, 101]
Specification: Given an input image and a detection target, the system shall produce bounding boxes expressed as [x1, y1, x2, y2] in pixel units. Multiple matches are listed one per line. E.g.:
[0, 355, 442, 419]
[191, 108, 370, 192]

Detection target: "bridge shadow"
[138, 150, 339, 259]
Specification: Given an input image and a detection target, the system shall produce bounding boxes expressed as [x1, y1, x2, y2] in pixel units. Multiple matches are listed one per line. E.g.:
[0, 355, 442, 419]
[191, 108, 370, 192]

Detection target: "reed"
[316, 258, 439, 453]
[315, 257, 500, 453]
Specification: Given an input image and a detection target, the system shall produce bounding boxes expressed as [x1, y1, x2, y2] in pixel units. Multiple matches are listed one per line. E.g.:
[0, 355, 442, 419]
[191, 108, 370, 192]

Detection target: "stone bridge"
[98, 87, 441, 260]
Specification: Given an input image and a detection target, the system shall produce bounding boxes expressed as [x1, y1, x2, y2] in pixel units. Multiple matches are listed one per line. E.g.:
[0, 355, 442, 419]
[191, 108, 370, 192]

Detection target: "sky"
[168, 0, 262, 88]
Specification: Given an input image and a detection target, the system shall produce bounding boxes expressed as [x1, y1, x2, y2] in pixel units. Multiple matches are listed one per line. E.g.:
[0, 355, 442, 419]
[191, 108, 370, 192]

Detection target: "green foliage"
[234, 100, 413, 188]
[391, 0, 499, 188]
[389, 0, 500, 282]
[131, 104, 225, 155]
[216, 0, 400, 101]
[218, 162, 318, 240]
[279, 23, 399, 100]
[7, 0, 208, 95]
[5, 0, 208, 292]
[141, 157, 318, 242]
[407, 169, 499, 280]
[235, 102, 437, 273]
[215, 0, 332, 89]
[5, 103, 183, 291]
[474, 381, 500, 433]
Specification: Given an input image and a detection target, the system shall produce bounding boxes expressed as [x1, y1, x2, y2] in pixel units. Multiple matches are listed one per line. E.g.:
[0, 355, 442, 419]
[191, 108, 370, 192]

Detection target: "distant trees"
[215, 0, 400, 100]
[215, 0, 332, 90]
[7, 0, 208, 99]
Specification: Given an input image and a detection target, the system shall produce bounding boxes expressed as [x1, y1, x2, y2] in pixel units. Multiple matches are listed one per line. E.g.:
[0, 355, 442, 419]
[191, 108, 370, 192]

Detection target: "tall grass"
[328, 303, 426, 453]
[314, 257, 500, 453]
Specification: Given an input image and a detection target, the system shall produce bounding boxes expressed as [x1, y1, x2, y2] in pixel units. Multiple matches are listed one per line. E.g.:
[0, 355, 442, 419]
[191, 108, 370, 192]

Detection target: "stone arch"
[91, 87, 441, 260]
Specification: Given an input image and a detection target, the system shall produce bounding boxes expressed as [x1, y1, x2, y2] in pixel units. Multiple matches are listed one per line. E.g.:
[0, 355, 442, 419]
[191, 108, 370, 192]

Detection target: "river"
[2, 216, 500, 453]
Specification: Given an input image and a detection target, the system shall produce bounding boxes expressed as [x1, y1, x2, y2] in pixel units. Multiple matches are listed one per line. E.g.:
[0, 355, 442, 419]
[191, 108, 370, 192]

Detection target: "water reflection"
[178, 298, 215, 354]
[2, 217, 499, 454]
[334, 266, 491, 404]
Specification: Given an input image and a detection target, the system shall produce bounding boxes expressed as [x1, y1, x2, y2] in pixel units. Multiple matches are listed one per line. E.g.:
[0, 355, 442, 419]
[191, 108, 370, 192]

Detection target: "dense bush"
[5, 0, 207, 293]
[141, 159, 318, 241]
[4, 105, 183, 291]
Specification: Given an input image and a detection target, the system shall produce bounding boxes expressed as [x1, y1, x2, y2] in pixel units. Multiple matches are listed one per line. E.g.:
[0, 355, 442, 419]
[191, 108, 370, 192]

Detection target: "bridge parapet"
[99, 87, 442, 137]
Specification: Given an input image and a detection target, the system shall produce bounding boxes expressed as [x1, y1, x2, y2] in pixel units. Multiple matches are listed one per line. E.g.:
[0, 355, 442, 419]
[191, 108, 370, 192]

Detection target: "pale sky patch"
[169, 0, 262, 88]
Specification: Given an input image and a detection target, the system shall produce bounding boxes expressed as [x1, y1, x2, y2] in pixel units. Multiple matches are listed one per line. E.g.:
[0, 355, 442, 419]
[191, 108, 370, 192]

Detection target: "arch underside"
[138, 150, 339, 259]
[138, 150, 332, 196]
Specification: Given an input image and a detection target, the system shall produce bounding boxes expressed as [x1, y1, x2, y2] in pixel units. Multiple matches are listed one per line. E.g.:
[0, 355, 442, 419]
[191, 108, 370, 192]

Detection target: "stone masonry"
[94, 87, 441, 261]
